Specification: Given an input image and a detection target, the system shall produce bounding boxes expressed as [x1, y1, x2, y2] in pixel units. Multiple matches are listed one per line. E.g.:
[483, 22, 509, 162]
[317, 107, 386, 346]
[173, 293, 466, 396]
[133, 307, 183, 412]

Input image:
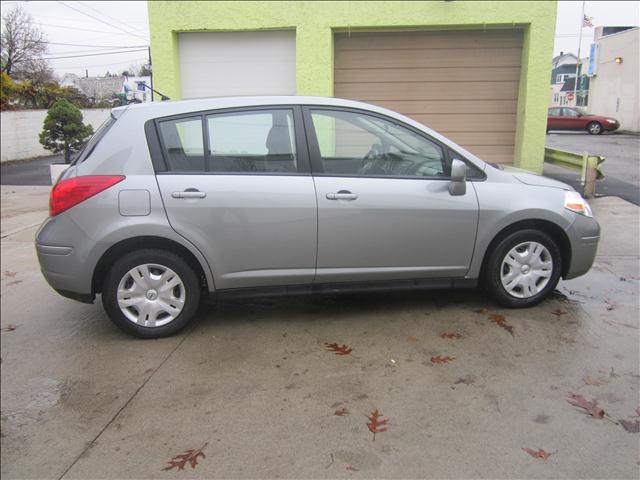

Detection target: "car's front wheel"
[587, 121, 603, 135]
[485, 229, 562, 308]
[102, 249, 201, 338]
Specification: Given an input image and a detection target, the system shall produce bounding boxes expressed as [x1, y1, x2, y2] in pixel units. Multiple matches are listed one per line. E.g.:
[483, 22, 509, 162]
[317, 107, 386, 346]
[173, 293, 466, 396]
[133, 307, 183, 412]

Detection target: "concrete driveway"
[1, 186, 639, 479]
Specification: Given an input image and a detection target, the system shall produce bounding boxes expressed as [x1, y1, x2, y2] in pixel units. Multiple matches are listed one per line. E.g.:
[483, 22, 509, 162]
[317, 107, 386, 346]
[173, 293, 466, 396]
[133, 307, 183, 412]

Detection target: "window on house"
[553, 93, 559, 103]
[556, 73, 576, 84]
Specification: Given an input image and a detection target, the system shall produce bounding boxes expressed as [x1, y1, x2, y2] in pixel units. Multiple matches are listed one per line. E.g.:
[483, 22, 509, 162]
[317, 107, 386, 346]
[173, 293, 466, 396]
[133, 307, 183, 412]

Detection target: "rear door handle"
[326, 190, 358, 201]
[172, 189, 206, 199]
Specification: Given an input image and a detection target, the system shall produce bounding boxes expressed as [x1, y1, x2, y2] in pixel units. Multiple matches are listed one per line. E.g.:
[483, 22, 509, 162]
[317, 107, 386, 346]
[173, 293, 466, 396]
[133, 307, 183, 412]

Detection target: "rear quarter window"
[71, 115, 117, 165]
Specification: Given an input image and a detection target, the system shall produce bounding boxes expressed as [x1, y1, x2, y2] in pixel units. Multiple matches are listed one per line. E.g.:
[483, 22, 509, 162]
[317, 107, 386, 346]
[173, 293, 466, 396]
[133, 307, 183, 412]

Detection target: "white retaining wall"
[1, 109, 111, 162]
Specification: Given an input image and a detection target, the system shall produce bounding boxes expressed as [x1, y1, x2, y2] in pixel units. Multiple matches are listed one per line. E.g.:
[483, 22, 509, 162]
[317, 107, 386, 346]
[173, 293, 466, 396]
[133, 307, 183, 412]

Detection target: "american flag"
[583, 14, 594, 28]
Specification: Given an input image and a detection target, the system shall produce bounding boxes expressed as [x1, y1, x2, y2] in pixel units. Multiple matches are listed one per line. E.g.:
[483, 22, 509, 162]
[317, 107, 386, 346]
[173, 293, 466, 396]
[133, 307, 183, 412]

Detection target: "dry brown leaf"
[620, 419, 640, 433]
[431, 355, 455, 364]
[439, 332, 462, 339]
[334, 407, 349, 416]
[366, 409, 389, 441]
[567, 393, 605, 419]
[488, 313, 514, 336]
[551, 308, 568, 317]
[0, 325, 17, 332]
[346, 465, 359, 471]
[324, 342, 352, 356]
[582, 376, 609, 387]
[163, 443, 207, 471]
[472, 308, 489, 314]
[407, 336, 418, 343]
[522, 447, 555, 460]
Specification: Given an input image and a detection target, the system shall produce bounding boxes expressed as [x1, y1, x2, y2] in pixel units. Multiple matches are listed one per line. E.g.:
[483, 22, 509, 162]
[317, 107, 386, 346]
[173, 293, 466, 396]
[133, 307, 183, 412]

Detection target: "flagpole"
[573, 0, 586, 107]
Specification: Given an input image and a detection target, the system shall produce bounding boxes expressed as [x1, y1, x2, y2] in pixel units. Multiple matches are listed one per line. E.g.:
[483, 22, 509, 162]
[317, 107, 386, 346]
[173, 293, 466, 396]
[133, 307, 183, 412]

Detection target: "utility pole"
[572, 0, 586, 107]
[148, 46, 154, 102]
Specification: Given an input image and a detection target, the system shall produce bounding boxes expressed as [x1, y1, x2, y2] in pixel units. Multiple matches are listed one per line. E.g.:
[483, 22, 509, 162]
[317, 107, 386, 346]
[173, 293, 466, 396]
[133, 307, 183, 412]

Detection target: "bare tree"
[1, 5, 52, 81]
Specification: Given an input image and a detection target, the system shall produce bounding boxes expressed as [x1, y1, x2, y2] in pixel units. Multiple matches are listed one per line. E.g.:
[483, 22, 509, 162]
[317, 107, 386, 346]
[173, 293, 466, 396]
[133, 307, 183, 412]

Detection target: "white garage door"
[178, 31, 296, 99]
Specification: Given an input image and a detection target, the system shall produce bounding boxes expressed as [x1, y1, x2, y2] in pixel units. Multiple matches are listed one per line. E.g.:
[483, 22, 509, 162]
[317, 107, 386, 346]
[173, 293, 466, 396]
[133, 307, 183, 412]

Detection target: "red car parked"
[547, 107, 619, 134]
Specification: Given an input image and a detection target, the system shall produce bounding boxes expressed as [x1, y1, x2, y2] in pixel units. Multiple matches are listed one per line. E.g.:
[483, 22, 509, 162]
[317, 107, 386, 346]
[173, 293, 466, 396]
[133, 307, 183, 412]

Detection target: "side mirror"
[449, 159, 467, 196]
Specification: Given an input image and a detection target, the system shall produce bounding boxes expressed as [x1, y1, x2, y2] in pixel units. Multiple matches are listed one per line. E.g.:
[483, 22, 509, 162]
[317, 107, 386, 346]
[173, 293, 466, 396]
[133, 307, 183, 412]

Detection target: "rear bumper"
[564, 214, 600, 280]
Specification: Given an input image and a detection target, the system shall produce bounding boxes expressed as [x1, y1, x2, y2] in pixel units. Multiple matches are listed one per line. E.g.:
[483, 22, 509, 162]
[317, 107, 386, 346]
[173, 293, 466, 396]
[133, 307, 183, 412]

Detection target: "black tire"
[102, 249, 201, 338]
[484, 229, 562, 308]
[587, 121, 602, 135]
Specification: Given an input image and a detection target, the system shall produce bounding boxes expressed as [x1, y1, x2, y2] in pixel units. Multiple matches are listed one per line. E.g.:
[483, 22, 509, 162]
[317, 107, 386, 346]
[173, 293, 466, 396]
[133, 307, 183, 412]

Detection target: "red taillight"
[49, 175, 125, 217]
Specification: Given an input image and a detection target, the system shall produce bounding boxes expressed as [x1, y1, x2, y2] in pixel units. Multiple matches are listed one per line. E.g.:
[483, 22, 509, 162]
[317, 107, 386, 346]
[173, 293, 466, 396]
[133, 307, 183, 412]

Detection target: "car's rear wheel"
[485, 229, 562, 308]
[102, 249, 200, 338]
[587, 121, 602, 135]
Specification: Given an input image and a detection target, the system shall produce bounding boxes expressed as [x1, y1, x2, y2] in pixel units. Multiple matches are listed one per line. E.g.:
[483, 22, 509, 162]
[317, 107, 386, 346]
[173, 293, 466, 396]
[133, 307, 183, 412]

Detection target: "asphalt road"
[544, 132, 640, 206]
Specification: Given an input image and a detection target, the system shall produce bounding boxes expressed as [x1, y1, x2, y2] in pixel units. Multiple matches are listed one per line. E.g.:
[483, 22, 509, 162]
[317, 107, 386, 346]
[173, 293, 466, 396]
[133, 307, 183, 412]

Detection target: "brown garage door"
[334, 29, 523, 164]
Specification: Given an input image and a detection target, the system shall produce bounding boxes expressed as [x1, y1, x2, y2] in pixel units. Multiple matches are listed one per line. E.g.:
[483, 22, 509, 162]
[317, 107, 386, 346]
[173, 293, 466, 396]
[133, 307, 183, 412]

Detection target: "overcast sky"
[1, 1, 638, 78]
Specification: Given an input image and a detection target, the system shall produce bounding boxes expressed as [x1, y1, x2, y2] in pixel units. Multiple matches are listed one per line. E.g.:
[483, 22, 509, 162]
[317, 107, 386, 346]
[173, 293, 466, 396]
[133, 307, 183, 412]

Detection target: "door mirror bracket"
[449, 159, 467, 196]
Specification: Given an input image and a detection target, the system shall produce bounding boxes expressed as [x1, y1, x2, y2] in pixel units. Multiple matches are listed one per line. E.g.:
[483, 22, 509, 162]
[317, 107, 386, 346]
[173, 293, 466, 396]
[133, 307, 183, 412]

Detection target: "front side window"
[549, 108, 562, 116]
[207, 109, 296, 173]
[310, 110, 446, 178]
[158, 117, 205, 171]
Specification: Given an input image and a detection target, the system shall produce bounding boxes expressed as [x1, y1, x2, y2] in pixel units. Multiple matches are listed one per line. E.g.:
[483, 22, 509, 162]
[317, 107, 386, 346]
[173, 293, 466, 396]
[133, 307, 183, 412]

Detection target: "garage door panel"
[335, 30, 523, 51]
[409, 114, 518, 133]
[370, 100, 518, 115]
[179, 31, 295, 99]
[337, 81, 519, 101]
[334, 30, 522, 165]
[335, 48, 521, 69]
[335, 67, 521, 83]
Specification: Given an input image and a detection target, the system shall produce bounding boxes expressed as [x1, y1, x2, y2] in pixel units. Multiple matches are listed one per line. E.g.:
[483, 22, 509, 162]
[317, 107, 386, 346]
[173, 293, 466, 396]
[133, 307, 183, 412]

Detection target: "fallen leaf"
[346, 466, 359, 471]
[2, 271, 17, 278]
[431, 355, 455, 364]
[6, 280, 22, 286]
[324, 342, 352, 356]
[334, 407, 349, 416]
[567, 393, 605, 419]
[488, 314, 514, 336]
[0, 325, 17, 332]
[582, 376, 609, 387]
[551, 308, 568, 317]
[472, 308, 489, 314]
[439, 332, 462, 339]
[366, 409, 389, 441]
[522, 447, 555, 460]
[407, 336, 418, 343]
[163, 443, 207, 471]
[620, 419, 640, 433]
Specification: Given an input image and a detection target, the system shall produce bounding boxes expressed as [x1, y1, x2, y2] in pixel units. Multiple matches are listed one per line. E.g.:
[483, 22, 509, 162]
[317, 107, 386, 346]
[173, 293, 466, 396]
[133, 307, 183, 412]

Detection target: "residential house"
[148, 1, 557, 172]
[587, 26, 639, 133]
[60, 74, 152, 103]
[549, 52, 589, 108]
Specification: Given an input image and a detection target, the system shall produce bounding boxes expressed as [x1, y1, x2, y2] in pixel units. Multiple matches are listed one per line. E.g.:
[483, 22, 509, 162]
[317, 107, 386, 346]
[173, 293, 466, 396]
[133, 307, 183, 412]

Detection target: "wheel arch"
[479, 219, 572, 280]
[92, 236, 211, 295]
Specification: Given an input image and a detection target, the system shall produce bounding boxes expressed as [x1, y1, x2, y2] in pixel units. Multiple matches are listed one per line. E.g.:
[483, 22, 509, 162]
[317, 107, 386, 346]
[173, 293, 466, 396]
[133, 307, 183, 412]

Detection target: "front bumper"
[564, 213, 601, 280]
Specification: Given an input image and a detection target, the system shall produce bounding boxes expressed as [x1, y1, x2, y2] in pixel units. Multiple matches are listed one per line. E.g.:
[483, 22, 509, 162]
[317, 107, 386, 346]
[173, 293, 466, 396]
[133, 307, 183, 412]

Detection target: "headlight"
[564, 191, 593, 217]
[605, 118, 617, 123]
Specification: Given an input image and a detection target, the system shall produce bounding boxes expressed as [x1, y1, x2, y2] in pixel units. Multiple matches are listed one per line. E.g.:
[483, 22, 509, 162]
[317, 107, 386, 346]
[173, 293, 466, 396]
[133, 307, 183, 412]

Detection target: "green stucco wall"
[148, 1, 557, 172]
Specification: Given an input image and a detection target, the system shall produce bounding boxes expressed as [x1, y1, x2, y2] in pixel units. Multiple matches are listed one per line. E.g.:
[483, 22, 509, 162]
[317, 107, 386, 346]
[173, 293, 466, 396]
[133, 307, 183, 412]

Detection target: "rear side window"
[206, 109, 297, 173]
[158, 117, 205, 171]
[156, 109, 297, 173]
[548, 108, 562, 116]
[71, 115, 116, 165]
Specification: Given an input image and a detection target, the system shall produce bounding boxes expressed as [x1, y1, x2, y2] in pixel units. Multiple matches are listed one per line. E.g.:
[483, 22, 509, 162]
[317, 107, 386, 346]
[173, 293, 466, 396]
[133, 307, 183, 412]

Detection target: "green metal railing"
[544, 147, 605, 197]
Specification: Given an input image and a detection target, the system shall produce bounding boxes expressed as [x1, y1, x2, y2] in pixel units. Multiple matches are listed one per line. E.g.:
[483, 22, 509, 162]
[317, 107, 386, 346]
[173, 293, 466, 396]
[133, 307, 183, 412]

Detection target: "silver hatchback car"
[36, 96, 600, 338]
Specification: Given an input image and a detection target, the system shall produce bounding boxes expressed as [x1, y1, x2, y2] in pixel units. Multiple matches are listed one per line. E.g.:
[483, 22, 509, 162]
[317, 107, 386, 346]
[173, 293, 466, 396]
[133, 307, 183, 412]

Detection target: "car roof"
[113, 95, 389, 118]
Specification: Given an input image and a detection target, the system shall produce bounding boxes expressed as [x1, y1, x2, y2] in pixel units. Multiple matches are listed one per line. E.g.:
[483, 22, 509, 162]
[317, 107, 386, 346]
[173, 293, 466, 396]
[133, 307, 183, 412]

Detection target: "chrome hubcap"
[117, 264, 186, 327]
[500, 242, 553, 298]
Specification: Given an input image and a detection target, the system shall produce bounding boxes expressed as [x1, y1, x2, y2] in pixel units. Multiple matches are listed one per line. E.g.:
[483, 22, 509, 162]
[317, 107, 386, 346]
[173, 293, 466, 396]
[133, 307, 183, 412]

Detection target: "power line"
[60, 56, 148, 70]
[77, 1, 149, 38]
[55, 1, 149, 41]
[36, 22, 148, 37]
[46, 41, 149, 48]
[45, 48, 148, 60]
[49, 46, 146, 55]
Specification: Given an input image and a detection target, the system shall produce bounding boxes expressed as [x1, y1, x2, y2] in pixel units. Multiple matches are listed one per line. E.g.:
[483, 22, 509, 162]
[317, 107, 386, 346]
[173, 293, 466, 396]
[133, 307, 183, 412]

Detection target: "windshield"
[71, 114, 117, 165]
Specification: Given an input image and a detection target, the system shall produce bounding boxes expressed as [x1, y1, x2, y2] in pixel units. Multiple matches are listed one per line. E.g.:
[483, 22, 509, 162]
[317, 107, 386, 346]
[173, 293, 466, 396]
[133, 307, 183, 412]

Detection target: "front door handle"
[326, 190, 358, 201]
[172, 189, 206, 199]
